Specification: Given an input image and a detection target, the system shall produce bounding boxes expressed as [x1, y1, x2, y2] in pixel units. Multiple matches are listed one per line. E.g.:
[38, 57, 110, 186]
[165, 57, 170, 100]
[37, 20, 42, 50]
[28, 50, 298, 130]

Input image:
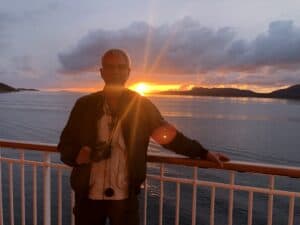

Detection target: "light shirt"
[89, 103, 129, 200]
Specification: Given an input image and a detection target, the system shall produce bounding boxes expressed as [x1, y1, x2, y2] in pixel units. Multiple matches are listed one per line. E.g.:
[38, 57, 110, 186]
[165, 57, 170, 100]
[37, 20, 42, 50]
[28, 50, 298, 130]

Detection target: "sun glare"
[129, 82, 181, 95]
[131, 83, 150, 95]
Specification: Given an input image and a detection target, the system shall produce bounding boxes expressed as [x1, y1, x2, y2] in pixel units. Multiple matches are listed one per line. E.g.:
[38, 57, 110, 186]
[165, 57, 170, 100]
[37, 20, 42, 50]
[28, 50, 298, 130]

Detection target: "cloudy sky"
[1, 0, 300, 92]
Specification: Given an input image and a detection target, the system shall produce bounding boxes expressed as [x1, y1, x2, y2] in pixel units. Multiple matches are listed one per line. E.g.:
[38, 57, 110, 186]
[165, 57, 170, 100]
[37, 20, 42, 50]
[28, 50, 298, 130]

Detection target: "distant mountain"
[0, 82, 39, 93]
[16, 88, 39, 91]
[0, 83, 17, 93]
[269, 84, 300, 99]
[158, 84, 300, 100]
[164, 87, 258, 97]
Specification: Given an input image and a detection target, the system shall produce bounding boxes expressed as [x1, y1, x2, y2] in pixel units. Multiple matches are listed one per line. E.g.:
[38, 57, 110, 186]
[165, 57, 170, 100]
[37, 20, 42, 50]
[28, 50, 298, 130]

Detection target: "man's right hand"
[76, 146, 91, 165]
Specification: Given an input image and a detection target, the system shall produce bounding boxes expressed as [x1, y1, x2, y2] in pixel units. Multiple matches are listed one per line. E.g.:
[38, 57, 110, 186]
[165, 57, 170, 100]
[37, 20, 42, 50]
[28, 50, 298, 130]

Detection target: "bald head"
[100, 49, 131, 87]
[101, 49, 131, 68]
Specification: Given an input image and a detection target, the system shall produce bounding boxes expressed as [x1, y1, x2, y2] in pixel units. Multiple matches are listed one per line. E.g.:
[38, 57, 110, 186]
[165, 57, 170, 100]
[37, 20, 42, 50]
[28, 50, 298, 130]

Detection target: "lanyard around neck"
[103, 99, 120, 146]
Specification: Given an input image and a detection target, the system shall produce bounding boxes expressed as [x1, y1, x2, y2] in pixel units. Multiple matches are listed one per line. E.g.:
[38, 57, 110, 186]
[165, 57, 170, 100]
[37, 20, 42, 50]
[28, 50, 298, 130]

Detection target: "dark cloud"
[58, 18, 300, 79]
[227, 20, 300, 72]
[204, 70, 300, 87]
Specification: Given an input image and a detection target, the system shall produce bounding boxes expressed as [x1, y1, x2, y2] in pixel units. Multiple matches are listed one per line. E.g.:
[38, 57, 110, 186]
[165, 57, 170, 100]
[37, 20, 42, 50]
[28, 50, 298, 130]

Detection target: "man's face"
[100, 53, 130, 87]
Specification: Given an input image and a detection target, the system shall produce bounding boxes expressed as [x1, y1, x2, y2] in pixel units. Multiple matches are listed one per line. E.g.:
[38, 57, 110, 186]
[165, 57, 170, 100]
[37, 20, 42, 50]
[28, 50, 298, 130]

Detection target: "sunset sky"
[1, 0, 300, 93]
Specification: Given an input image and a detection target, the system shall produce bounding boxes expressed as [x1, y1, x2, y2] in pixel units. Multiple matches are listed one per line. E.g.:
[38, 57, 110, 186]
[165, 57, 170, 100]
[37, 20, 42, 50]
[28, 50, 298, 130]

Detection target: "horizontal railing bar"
[0, 157, 69, 169]
[148, 175, 300, 198]
[0, 139, 57, 152]
[148, 155, 300, 178]
[1, 139, 300, 178]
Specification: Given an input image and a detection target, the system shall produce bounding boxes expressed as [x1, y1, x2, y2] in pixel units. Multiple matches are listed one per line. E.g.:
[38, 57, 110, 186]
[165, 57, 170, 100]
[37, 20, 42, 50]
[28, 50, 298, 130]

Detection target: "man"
[58, 49, 229, 225]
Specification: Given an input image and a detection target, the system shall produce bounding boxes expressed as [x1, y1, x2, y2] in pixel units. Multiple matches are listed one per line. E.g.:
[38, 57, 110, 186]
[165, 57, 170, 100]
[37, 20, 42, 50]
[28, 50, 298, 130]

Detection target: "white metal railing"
[0, 139, 299, 225]
[145, 164, 300, 225]
[0, 150, 71, 225]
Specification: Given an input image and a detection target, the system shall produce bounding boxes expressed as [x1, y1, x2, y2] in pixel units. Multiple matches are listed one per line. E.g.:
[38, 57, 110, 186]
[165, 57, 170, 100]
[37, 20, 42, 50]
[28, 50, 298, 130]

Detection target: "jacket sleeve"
[145, 98, 208, 159]
[162, 131, 208, 159]
[57, 99, 83, 167]
[143, 97, 165, 133]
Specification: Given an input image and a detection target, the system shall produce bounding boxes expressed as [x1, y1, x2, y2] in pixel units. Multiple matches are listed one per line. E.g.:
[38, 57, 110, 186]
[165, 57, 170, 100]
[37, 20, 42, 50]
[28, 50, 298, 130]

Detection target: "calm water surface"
[1, 91, 300, 165]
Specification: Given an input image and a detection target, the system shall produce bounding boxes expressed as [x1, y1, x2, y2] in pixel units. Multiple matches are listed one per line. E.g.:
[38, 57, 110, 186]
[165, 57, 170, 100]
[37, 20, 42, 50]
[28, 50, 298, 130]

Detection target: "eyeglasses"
[102, 64, 129, 71]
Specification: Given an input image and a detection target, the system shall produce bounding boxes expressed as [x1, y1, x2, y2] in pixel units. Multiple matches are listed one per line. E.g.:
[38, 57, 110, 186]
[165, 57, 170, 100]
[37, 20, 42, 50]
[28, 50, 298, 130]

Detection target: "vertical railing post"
[57, 169, 62, 225]
[192, 167, 198, 225]
[288, 196, 295, 225]
[43, 152, 51, 225]
[143, 179, 148, 225]
[159, 163, 164, 225]
[210, 186, 216, 225]
[228, 172, 235, 225]
[8, 162, 14, 225]
[20, 150, 25, 225]
[0, 148, 3, 225]
[267, 176, 275, 225]
[175, 182, 181, 225]
[33, 165, 37, 225]
[247, 191, 253, 225]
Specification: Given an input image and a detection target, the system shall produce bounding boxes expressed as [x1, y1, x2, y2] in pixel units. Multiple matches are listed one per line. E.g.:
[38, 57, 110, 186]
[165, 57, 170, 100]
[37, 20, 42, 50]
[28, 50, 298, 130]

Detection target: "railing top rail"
[1, 139, 300, 178]
[0, 139, 57, 152]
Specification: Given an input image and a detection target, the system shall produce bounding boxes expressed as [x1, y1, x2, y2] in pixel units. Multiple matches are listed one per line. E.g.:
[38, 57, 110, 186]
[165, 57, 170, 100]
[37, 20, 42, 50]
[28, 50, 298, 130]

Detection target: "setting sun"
[129, 82, 181, 95]
[129, 83, 151, 95]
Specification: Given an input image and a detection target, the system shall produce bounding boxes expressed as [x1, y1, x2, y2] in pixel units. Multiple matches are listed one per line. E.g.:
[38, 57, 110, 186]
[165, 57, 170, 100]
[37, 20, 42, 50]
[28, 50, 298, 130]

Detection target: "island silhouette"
[1, 82, 300, 100]
[157, 84, 300, 100]
[0, 82, 39, 93]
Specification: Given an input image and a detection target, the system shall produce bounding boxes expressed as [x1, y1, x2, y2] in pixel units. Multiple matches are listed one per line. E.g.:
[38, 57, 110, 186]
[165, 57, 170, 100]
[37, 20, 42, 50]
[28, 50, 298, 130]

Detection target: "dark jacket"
[58, 89, 208, 197]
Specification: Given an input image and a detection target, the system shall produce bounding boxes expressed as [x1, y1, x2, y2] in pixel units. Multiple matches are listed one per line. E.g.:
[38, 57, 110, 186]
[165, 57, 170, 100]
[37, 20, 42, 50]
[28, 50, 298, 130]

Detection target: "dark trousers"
[74, 195, 139, 225]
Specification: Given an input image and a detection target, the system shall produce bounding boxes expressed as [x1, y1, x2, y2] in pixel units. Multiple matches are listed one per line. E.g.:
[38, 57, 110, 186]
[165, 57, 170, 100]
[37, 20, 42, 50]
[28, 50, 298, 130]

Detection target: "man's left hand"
[205, 151, 230, 168]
